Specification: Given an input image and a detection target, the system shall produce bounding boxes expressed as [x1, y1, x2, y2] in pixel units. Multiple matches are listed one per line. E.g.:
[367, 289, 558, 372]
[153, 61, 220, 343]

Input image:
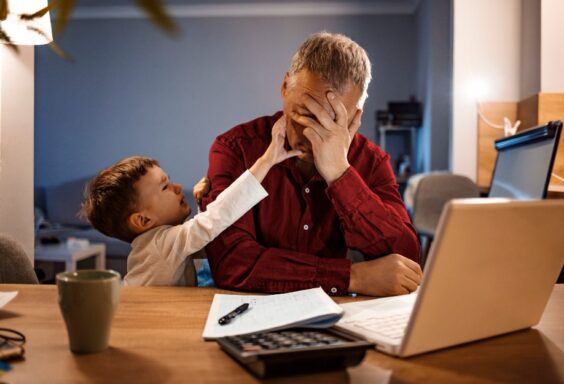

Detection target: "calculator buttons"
[218, 328, 374, 378]
[226, 329, 351, 352]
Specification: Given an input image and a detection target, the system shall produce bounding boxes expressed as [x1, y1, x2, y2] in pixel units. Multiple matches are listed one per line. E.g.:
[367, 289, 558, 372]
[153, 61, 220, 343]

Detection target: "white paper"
[334, 292, 417, 341]
[0, 291, 18, 308]
[338, 292, 417, 319]
[202, 287, 343, 339]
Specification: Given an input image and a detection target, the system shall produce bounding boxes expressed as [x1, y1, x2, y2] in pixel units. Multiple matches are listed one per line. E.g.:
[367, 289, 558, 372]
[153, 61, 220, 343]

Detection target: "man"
[202, 32, 421, 296]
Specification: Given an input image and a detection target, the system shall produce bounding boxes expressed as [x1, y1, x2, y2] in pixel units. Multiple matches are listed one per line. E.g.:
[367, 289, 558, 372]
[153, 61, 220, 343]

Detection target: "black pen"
[218, 303, 250, 325]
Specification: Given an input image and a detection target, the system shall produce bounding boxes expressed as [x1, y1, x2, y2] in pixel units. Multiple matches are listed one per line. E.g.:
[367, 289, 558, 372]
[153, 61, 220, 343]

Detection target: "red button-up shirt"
[202, 112, 419, 295]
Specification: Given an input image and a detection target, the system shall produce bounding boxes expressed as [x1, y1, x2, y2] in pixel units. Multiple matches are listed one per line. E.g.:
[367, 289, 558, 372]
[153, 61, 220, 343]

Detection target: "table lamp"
[0, 0, 52, 45]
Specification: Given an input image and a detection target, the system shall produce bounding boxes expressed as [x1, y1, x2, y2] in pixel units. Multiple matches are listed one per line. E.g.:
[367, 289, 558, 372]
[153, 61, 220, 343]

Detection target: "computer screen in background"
[488, 121, 562, 199]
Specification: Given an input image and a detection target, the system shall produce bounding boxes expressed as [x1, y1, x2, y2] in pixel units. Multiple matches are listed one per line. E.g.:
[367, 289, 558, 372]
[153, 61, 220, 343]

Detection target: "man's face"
[134, 166, 191, 227]
[281, 69, 362, 163]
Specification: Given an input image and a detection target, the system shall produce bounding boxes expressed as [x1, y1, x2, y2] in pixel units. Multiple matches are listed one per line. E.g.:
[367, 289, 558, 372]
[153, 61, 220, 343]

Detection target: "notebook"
[335, 199, 564, 357]
[202, 287, 343, 340]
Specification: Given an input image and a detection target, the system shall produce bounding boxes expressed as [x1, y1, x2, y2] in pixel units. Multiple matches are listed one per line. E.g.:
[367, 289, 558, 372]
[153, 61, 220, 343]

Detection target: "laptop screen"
[489, 121, 562, 199]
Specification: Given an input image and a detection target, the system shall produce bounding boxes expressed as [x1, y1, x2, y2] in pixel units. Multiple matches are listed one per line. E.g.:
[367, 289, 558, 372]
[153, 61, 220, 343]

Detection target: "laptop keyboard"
[348, 312, 410, 340]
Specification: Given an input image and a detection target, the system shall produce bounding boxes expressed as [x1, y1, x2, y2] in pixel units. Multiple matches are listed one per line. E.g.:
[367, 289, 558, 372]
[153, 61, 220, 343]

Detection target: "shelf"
[376, 125, 419, 181]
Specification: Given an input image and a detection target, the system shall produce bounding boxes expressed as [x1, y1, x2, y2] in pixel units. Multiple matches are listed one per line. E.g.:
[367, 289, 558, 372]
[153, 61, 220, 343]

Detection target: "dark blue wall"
[35, 14, 418, 191]
[415, 0, 452, 172]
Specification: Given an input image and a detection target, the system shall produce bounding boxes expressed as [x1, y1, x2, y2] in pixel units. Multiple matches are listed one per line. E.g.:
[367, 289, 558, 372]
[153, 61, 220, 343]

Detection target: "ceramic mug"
[56, 269, 121, 354]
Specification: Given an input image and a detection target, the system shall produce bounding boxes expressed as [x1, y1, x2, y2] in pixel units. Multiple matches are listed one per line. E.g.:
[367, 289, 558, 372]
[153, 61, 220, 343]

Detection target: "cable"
[477, 103, 505, 129]
[552, 172, 564, 183]
[478, 103, 563, 183]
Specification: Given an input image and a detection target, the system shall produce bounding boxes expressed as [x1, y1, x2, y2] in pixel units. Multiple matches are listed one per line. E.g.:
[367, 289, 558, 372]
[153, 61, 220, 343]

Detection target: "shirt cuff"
[239, 169, 269, 200]
[314, 257, 351, 296]
[325, 166, 375, 217]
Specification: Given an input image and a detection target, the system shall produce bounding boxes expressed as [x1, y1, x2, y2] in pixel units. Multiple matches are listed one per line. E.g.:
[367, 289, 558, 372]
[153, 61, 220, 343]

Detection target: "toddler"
[81, 117, 299, 286]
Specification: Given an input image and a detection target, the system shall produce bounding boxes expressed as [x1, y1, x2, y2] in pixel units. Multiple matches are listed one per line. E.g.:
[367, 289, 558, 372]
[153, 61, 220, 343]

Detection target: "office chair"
[0, 234, 39, 284]
[409, 173, 480, 268]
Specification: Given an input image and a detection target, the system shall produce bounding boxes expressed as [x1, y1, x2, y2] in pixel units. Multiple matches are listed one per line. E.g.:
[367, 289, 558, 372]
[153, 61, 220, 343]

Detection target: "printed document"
[202, 287, 343, 339]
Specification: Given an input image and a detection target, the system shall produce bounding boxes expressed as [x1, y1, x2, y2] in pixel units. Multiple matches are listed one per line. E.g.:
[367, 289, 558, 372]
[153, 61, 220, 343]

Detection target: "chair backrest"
[0, 235, 39, 284]
[411, 173, 480, 237]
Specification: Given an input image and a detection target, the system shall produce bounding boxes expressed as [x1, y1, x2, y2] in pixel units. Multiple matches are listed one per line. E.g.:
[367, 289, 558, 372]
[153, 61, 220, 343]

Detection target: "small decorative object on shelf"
[376, 96, 422, 127]
[376, 96, 422, 187]
[396, 154, 412, 182]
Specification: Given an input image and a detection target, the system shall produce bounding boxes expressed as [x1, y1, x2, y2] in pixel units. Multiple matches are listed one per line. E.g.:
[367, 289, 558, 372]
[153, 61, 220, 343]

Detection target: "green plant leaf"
[48, 40, 74, 61]
[21, 2, 58, 21]
[0, 0, 8, 21]
[135, 0, 179, 37]
[55, 0, 76, 36]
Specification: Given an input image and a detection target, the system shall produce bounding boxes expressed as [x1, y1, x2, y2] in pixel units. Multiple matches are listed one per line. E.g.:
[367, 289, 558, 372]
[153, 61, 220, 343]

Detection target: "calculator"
[216, 328, 373, 378]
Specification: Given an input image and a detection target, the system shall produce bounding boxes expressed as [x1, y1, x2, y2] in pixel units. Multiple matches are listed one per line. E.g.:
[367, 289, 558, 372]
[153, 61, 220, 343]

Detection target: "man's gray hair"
[288, 31, 372, 107]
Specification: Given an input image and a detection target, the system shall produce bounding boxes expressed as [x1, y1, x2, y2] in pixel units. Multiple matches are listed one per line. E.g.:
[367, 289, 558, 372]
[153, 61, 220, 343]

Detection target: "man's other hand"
[348, 254, 422, 296]
[193, 177, 210, 206]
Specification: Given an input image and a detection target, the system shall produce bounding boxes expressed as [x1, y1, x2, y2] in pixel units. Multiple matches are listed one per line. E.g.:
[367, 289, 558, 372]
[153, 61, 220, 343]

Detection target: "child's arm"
[158, 115, 301, 266]
[192, 117, 298, 207]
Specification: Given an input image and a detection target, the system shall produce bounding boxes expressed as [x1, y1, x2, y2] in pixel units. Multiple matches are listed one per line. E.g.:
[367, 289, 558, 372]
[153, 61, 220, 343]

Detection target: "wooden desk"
[1, 285, 563, 383]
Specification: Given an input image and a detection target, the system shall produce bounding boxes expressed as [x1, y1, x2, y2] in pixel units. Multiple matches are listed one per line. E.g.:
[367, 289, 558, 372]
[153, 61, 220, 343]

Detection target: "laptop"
[488, 120, 562, 199]
[335, 198, 564, 357]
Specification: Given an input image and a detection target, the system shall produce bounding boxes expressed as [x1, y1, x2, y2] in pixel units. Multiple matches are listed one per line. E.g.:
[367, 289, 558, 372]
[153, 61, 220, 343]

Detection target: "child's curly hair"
[81, 156, 159, 243]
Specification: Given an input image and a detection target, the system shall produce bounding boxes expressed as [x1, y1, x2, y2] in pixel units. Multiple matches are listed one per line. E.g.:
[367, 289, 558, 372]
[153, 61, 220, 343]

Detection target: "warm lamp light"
[0, 0, 52, 45]
[466, 76, 490, 102]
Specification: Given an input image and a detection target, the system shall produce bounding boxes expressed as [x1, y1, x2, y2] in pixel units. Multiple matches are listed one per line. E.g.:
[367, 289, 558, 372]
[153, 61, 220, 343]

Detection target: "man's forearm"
[206, 229, 352, 295]
[326, 167, 420, 262]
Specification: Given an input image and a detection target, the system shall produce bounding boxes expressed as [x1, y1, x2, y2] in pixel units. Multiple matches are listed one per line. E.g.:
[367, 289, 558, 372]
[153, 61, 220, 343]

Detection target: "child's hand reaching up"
[262, 115, 303, 167]
[250, 115, 302, 182]
[194, 116, 300, 202]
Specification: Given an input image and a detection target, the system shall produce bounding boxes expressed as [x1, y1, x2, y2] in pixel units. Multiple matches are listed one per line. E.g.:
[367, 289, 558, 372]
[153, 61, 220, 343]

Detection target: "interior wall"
[452, 0, 521, 181]
[0, 46, 35, 261]
[540, 0, 564, 92]
[35, 15, 418, 192]
[520, 0, 540, 99]
[415, 0, 452, 173]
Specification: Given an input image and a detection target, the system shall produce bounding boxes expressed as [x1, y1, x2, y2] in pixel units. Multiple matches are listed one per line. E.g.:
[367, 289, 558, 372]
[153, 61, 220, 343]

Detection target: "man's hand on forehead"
[291, 91, 362, 141]
[289, 91, 362, 185]
[296, 92, 338, 123]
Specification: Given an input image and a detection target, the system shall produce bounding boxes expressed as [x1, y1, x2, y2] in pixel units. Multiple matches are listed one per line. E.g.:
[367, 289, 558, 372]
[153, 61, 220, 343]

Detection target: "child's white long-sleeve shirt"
[123, 170, 268, 286]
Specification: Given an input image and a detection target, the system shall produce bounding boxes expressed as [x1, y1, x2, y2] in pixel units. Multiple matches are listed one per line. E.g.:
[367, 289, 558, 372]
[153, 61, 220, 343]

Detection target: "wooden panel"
[477, 102, 518, 188]
[517, 94, 539, 130]
[538, 93, 564, 191]
[538, 93, 564, 123]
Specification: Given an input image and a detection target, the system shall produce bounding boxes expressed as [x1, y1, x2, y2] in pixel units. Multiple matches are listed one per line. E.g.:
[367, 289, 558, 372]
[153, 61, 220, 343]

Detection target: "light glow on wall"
[465, 75, 490, 102]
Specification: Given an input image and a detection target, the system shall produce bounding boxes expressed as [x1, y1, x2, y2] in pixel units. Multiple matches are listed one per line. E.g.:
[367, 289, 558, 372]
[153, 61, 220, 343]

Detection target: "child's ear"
[128, 212, 154, 233]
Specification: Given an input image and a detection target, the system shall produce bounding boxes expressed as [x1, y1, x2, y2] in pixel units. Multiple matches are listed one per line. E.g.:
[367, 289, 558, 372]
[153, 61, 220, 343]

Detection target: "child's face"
[134, 166, 191, 227]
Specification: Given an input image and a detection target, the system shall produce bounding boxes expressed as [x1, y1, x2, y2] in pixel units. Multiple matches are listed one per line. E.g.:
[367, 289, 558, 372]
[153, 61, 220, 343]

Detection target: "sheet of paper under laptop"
[334, 293, 417, 342]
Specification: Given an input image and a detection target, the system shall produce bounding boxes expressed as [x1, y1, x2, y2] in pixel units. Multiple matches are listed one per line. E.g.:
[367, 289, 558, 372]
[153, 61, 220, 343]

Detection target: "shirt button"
[330, 287, 337, 294]
[303, 224, 309, 231]
[305, 187, 310, 194]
